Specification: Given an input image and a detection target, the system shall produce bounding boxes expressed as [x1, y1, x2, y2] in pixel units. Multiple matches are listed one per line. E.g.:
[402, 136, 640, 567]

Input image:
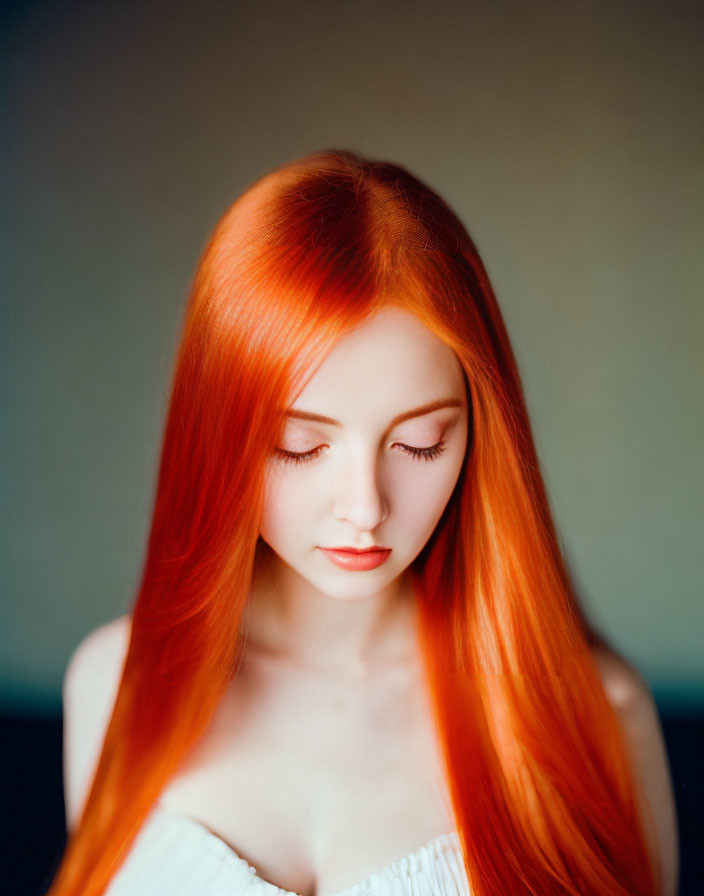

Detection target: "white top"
[104, 804, 470, 896]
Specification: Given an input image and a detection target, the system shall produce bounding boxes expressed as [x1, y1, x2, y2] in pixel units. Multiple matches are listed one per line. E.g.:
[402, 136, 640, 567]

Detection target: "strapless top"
[103, 804, 470, 896]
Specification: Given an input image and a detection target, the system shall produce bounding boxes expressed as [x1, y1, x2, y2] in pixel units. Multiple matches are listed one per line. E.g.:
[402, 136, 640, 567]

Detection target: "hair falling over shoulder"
[48, 149, 661, 896]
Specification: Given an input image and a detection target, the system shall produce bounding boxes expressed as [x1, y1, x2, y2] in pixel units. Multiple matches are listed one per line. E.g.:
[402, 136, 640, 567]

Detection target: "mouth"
[318, 546, 392, 571]
[323, 545, 390, 553]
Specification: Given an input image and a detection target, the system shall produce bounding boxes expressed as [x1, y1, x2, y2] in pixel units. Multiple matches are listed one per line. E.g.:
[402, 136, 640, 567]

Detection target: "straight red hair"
[48, 150, 661, 896]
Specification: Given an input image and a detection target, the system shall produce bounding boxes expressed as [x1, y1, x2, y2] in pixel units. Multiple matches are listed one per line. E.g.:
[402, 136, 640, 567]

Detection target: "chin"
[315, 571, 399, 601]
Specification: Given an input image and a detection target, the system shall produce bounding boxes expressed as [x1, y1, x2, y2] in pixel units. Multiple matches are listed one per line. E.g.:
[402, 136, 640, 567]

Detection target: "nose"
[332, 446, 389, 532]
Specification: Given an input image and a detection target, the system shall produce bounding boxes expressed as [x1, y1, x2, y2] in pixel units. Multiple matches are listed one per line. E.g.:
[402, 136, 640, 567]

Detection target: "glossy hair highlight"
[48, 150, 661, 896]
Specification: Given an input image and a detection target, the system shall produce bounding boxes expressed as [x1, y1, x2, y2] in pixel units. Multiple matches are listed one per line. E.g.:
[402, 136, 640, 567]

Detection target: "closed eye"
[273, 439, 447, 466]
[274, 446, 325, 466]
[396, 438, 447, 461]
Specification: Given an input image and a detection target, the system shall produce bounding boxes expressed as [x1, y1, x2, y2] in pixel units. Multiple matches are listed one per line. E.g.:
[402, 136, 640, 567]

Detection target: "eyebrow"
[284, 398, 465, 430]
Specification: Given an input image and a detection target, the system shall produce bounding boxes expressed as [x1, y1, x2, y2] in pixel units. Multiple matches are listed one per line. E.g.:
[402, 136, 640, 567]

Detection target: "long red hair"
[48, 149, 660, 896]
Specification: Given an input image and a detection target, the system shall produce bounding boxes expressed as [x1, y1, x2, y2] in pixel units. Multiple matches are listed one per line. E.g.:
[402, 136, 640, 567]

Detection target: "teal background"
[4, 0, 703, 713]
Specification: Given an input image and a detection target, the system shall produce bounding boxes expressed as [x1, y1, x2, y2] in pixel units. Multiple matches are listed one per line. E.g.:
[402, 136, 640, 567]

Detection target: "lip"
[318, 546, 392, 571]
[324, 545, 390, 553]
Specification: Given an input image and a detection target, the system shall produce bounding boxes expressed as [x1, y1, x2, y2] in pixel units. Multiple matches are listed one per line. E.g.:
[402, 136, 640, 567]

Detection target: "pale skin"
[62, 308, 679, 896]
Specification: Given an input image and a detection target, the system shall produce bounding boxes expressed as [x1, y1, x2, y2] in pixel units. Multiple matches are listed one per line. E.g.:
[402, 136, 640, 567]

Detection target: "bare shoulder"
[64, 614, 132, 691]
[589, 645, 679, 896]
[62, 614, 132, 831]
[590, 644, 644, 708]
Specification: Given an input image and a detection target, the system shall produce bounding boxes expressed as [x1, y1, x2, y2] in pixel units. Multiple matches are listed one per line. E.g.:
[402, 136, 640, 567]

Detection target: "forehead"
[288, 308, 465, 418]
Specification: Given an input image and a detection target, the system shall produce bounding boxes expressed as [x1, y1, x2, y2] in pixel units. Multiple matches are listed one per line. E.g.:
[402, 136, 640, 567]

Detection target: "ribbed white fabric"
[104, 804, 470, 896]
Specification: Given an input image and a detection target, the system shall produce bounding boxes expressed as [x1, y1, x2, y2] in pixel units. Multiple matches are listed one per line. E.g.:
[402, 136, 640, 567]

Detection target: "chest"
[158, 656, 456, 896]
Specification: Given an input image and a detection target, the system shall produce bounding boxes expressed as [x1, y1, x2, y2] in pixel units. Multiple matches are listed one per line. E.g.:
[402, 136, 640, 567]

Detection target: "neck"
[242, 548, 419, 677]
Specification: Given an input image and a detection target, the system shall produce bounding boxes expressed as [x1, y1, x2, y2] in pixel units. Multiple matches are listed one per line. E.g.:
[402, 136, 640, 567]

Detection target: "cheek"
[391, 454, 464, 538]
[398, 473, 454, 528]
[260, 468, 315, 544]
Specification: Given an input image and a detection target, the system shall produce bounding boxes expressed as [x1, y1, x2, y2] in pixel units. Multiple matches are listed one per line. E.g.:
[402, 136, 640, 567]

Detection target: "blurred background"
[3, 0, 702, 893]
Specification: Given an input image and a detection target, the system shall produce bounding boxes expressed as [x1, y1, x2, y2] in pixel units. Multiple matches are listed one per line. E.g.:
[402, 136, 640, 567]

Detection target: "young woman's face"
[259, 307, 469, 601]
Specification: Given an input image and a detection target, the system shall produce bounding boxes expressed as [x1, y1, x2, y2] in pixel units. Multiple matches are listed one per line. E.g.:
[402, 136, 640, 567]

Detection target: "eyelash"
[274, 439, 447, 466]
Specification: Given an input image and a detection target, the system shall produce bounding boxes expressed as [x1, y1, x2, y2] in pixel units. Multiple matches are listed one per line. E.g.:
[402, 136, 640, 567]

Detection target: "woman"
[48, 149, 678, 896]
